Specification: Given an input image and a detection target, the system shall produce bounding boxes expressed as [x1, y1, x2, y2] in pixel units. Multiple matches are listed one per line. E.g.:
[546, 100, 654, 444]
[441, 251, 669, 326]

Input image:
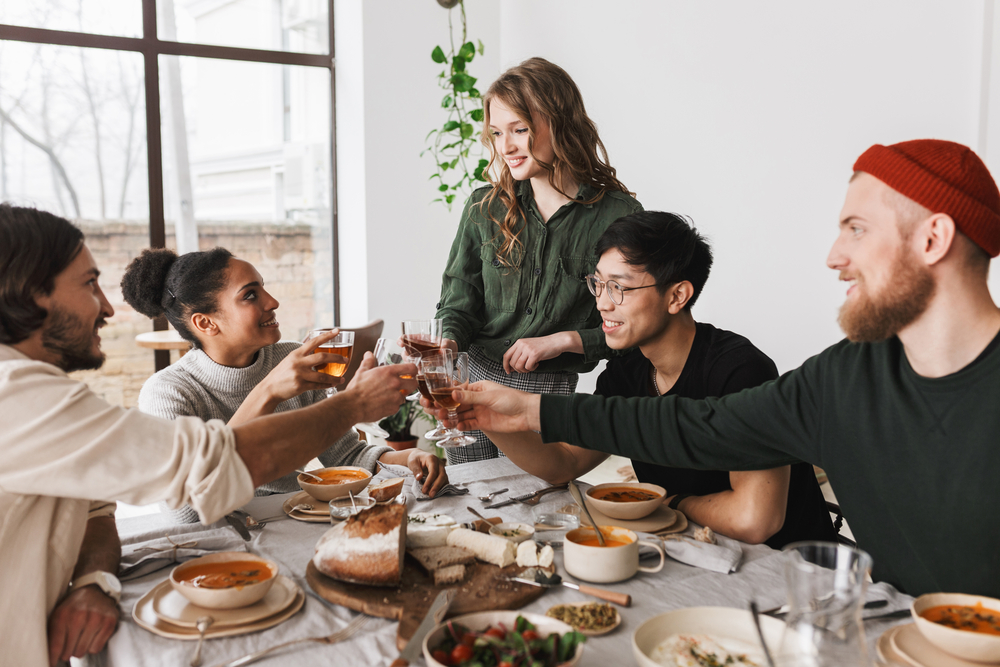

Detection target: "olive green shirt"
[435, 182, 642, 373]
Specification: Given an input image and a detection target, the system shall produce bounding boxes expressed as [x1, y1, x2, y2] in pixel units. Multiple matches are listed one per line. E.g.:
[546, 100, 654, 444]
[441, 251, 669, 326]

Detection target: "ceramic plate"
[892, 622, 983, 667]
[877, 626, 916, 666]
[545, 601, 621, 636]
[133, 581, 304, 640]
[151, 574, 298, 628]
[580, 502, 677, 534]
[282, 491, 331, 523]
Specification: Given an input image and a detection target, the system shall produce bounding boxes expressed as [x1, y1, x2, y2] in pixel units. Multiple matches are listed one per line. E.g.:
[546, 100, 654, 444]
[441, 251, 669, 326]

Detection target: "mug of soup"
[563, 526, 665, 583]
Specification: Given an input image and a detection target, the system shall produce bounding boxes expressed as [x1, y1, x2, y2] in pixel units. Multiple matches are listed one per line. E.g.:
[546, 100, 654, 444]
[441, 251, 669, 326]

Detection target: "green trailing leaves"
[423, 0, 487, 210]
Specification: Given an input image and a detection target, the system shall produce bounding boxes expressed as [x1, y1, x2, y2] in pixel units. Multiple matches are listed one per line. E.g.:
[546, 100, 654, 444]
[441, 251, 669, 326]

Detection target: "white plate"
[893, 622, 986, 667]
[133, 579, 304, 640]
[152, 574, 298, 628]
[632, 607, 784, 667]
[878, 626, 917, 666]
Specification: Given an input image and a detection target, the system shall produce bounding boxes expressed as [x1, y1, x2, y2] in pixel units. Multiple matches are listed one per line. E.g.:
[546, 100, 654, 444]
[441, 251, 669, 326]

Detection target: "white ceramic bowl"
[585, 482, 666, 521]
[912, 592, 1000, 662]
[632, 606, 785, 667]
[489, 522, 535, 544]
[169, 552, 278, 610]
[423, 611, 583, 667]
[297, 466, 372, 502]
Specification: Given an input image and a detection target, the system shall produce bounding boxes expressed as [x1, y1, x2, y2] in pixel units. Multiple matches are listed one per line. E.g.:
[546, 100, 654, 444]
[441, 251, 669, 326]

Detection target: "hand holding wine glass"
[420, 350, 475, 448]
[303, 328, 355, 398]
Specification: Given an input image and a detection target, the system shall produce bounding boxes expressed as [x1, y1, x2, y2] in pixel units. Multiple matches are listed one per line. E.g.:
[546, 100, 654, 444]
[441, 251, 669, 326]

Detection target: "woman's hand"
[378, 448, 449, 497]
[264, 330, 346, 403]
[502, 331, 582, 373]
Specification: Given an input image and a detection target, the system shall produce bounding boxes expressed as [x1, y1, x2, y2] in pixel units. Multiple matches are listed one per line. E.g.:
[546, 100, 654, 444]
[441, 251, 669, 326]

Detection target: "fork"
[211, 614, 369, 667]
[414, 483, 470, 500]
[515, 484, 568, 506]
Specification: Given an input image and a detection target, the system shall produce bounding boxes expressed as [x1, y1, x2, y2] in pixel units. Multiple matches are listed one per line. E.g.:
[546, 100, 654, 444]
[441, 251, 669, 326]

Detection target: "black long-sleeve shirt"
[542, 334, 1000, 596]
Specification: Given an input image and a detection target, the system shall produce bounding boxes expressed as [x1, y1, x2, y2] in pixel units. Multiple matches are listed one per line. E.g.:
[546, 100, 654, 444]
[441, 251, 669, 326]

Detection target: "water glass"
[531, 501, 581, 550]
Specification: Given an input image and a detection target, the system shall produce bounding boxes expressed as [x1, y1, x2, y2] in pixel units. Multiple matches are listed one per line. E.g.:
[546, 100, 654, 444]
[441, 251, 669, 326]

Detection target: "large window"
[0, 0, 337, 407]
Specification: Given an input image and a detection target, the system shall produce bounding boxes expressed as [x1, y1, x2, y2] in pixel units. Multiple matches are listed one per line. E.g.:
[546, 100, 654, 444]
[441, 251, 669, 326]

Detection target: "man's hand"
[47, 586, 119, 666]
[344, 352, 418, 423]
[502, 332, 581, 373]
[446, 381, 541, 433]
[264, 330, 345, 401]
[406, 449, 448, 497]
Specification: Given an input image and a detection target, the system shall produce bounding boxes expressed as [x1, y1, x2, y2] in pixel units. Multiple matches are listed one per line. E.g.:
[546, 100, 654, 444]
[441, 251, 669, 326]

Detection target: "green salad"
[429, 615, 585, 667]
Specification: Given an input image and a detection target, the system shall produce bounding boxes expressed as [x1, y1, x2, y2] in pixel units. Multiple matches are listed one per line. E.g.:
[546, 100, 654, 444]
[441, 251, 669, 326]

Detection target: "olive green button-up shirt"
[435, 182, 642, 373]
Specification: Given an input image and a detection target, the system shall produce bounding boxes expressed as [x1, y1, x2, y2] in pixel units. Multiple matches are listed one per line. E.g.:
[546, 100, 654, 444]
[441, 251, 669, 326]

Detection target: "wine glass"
[402, 320, 450, 440]
[373, 338, 421, 402]
[420, 350, 475, 448]
[304, 329, 354, 398]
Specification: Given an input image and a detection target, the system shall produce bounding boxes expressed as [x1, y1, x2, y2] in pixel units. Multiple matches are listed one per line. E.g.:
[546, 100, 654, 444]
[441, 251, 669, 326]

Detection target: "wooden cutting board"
[306, 557, 550, 650]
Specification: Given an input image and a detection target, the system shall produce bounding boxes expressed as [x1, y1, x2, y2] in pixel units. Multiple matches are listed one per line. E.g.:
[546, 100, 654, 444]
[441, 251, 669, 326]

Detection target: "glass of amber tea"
[305, 329, 355, 397]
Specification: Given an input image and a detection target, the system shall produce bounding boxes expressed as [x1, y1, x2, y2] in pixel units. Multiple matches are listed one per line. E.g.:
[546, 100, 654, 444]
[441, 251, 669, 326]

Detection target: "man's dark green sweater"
[541, 334, 1000, 596]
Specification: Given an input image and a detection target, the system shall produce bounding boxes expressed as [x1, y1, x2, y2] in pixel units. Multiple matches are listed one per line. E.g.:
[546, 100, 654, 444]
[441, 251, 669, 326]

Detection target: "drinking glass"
[374, 338, 421, 401]
[419, 350, 475, 448]
[531, 501, 581, 550]
[304, 329, 354, 398]
[402, 320, 450, 440]
[775, 541, 874, 667]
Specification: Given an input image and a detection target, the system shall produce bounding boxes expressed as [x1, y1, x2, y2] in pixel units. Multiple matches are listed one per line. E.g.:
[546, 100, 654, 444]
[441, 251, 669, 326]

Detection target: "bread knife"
[390, 588, 456, 666]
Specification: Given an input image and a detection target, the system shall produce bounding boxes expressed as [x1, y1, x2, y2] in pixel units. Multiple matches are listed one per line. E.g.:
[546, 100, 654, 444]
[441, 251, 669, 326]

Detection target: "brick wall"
[70, 220, 331, 408]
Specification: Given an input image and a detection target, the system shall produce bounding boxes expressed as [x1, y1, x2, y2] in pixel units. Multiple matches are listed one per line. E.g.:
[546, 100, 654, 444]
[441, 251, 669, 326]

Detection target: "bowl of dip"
[585, 482, 666, 521]
[912, 592, 1000, 662]
[297, 466, 373, 502]
[170, 552, 278, 609]
[632, 607, 785, 667]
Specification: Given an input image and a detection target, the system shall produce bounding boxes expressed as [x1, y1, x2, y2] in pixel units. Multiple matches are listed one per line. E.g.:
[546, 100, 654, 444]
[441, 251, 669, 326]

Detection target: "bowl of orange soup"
[170, 552, 278, 609]
[297, 466, 373, 502]
[585, 482, 666, 521]
[912, 592, 1000, 662]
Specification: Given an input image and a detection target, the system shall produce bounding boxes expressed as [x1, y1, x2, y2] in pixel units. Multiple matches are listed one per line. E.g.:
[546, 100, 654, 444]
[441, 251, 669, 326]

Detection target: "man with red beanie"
[447, 139, 1000, 597]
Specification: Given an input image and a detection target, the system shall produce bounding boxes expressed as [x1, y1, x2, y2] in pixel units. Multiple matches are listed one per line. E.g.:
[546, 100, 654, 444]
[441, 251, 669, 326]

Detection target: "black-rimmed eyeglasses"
[585, 274, 663, 305]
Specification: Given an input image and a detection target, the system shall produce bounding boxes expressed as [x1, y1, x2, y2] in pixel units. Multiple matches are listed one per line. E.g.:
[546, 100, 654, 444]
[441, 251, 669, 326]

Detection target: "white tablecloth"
[88, 458, 913, 667]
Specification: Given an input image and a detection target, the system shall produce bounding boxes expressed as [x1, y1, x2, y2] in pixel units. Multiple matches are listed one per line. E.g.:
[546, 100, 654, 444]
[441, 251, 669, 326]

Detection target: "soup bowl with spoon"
[585, 482, 666, 521]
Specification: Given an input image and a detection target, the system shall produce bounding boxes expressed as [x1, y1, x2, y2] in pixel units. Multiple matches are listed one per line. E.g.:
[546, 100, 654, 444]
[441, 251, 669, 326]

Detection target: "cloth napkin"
[376, 460, 471, 502]
[119, 529, 249, 581]
[647, 524, 744, 574]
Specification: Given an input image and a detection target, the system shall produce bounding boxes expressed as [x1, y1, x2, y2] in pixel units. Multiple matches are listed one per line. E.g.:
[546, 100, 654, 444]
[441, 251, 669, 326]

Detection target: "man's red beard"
[838, 245, 935, 343]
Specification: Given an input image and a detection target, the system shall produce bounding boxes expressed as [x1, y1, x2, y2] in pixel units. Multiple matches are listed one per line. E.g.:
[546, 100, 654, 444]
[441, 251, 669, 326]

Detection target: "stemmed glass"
[303, 329, 354, 398]
[402, 320, 449, 441]
[373, 338, 421, 402]
[305, 328, 389, 438]
[420, 349, 475, 448]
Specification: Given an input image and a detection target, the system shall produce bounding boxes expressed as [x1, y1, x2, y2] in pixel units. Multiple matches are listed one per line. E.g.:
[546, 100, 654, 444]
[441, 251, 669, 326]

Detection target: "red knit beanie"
[853, 139, 1000, 257]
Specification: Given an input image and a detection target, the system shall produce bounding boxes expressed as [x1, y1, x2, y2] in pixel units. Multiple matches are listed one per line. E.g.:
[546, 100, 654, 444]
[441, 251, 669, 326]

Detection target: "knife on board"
[390, 588, 456, 666]
[224, 513, 251, 541]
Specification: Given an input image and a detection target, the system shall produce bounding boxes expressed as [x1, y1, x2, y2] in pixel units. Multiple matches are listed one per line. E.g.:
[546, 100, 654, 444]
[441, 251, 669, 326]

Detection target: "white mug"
[563, 526, 665, 583]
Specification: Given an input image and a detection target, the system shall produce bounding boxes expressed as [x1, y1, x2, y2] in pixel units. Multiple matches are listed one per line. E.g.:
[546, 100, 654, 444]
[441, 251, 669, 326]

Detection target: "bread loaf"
[409, 545, 475, 573]
[446, 528, 515, 568]
[313, 504, 406, 586]
[369, 477, 404, 503]
[433, 564, 466, 585]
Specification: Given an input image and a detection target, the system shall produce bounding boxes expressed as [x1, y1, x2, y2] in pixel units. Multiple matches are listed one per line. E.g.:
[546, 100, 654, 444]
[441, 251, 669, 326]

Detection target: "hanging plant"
[423, 0, 488, 209]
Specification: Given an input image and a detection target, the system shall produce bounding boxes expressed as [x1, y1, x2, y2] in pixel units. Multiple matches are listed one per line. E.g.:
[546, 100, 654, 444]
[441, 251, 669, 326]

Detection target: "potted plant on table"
[379, 401, 435, 451]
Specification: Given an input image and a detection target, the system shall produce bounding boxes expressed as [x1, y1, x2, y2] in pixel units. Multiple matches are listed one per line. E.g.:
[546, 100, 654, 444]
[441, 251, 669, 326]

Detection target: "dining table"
[89, 457, 915, 667]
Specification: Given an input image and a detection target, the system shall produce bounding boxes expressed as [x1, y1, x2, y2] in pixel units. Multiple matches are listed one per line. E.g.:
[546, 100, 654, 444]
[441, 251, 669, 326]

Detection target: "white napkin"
[119, 529, 249, 580]
[649, 524, 744, 574]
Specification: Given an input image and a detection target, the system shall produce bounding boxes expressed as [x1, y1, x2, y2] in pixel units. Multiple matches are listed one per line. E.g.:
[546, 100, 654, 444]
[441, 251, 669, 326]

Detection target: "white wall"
[341, 0, 999, 379]
[335, 0, 500, 330]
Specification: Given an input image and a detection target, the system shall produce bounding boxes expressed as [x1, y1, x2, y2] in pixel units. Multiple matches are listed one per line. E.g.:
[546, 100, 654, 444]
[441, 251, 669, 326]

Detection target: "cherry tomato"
[450, 644, 474, 663]
[460, 632, 477, 647]
[485, 627, 506, 640]
[499, 662, 513, 667]
[521, 630, 540, 642]
[431, 649, 451, 665]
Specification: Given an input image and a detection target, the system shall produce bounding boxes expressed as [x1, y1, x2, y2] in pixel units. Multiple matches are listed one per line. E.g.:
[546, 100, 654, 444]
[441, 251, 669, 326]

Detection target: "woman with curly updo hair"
[434, 57, 642, 463]
[122, 248, 447, 522]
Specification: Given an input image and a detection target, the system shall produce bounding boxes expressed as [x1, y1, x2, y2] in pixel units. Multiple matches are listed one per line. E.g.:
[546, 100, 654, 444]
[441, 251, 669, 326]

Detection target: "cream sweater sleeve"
[0, 357, 254, 524]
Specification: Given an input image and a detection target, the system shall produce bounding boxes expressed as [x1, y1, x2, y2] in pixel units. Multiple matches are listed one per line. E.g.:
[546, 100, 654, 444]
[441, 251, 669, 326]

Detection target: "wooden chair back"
[338, 319, 384, 386]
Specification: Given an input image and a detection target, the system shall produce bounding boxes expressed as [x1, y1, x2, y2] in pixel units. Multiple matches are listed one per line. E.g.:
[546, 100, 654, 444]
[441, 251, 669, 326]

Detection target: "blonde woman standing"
[436, 57, 641, 463]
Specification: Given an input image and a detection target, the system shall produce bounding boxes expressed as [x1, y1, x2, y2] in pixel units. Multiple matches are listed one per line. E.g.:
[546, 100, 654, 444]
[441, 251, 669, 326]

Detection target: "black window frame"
[0, 0, 339, 370]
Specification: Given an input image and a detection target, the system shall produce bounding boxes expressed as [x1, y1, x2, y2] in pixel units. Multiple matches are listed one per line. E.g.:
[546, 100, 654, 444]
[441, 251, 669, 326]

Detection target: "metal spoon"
[478, 488, 508, 502]
[296, 469, 324, 483]
[567, 480, 605, 546]
[190, 616, 214, 667]
[748, 602, 776, 667]
[467, 506, 493, 523]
